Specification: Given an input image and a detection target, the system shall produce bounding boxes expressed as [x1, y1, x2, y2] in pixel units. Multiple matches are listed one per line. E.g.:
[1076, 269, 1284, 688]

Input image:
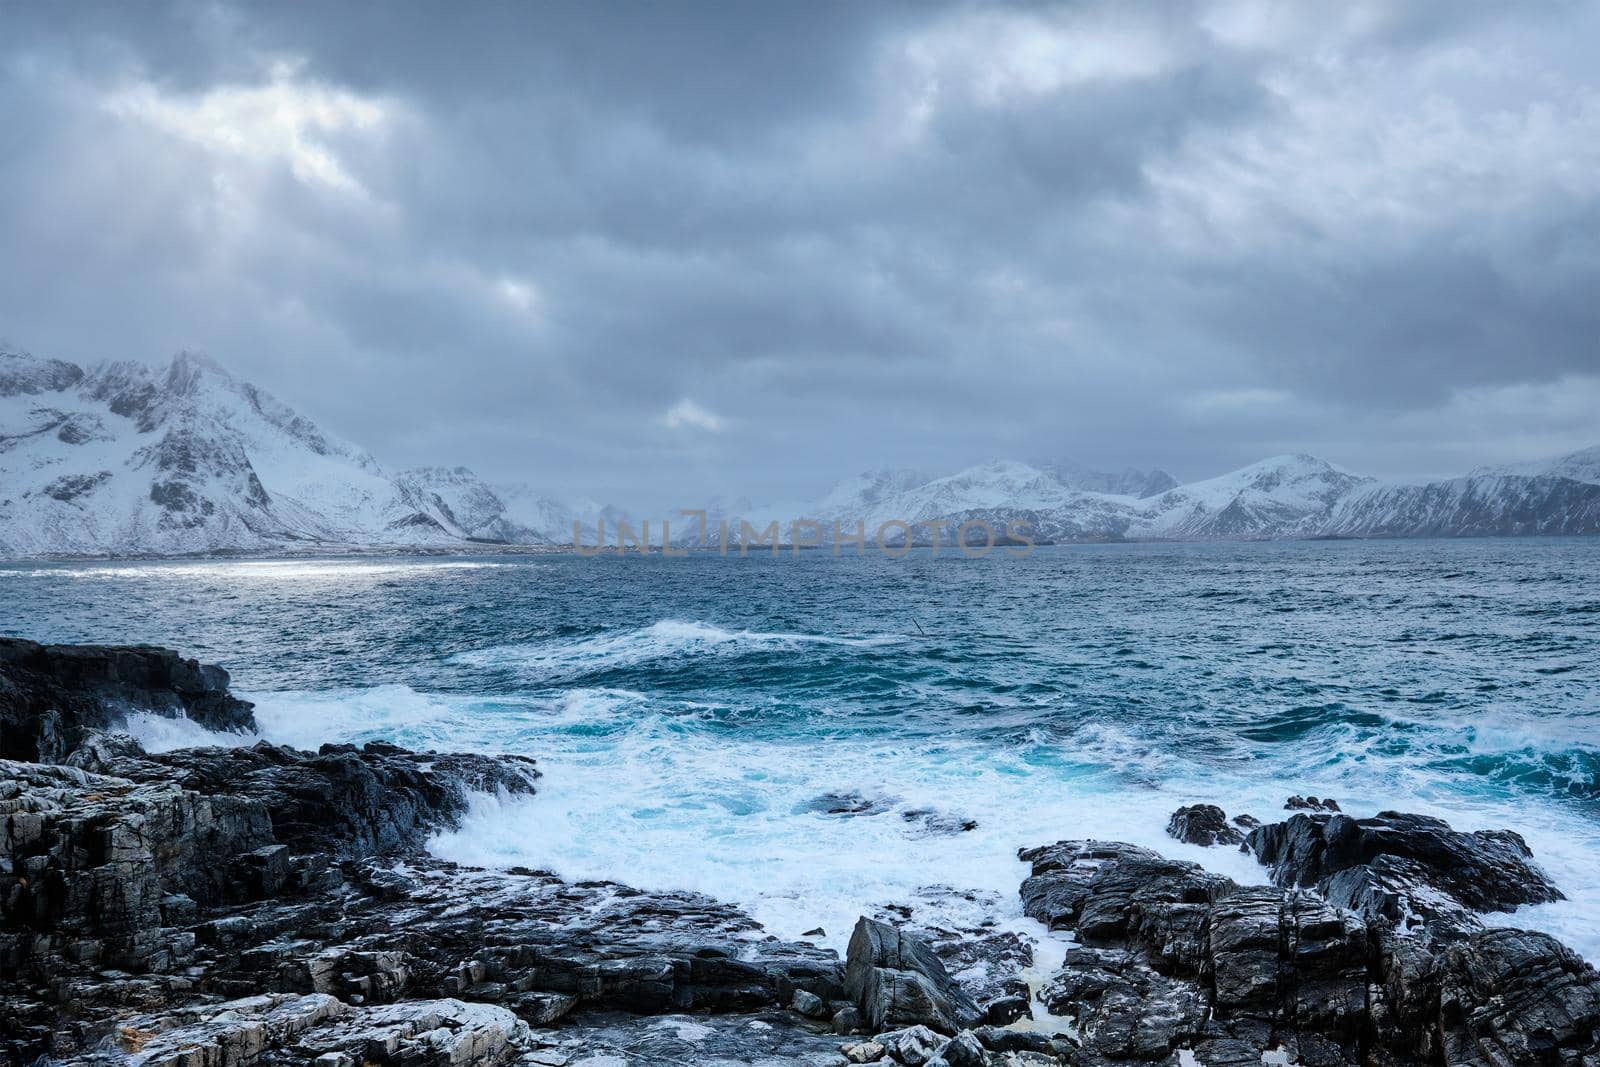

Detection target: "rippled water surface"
[4, 540, 1598, 957]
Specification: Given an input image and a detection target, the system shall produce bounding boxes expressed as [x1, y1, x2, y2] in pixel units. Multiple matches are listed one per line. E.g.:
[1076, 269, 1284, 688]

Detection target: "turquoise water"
[3, 540, 1597, 957]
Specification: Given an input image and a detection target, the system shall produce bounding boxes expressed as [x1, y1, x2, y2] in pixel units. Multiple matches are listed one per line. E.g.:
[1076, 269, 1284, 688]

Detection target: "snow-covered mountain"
[1319, 457, 1600, 538]
[0, 348, 585, 556]
[3, 346, 1598, 557]
[1126, 454, 1373, 539]
[697, 449, 1600, 548]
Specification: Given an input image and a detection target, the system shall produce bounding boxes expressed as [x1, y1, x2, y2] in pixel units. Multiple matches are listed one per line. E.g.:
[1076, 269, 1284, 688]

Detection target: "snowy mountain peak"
[1, 348, 85, 397]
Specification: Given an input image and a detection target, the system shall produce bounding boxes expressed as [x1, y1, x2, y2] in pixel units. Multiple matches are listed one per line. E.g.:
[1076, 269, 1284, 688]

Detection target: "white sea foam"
[124, 711, 259, 752]
[236, 678, 1600, 963]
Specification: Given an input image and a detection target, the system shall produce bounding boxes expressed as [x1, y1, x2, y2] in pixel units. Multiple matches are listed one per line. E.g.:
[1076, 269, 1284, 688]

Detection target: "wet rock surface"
[4, 643, 1599, 1066]
[846, 918, 981, 1035]
[1164, 804, 1244, 847]
[71, 733, 541, 857]
[0, 638, 256, 763]
[1247, 810, 1565, 941]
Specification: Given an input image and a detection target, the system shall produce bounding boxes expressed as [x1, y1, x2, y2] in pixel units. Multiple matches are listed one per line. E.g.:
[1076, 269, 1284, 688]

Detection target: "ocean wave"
[124, 679, 1600, 964]
[124, 711, 260, 752]
[449, 619, 907, 680]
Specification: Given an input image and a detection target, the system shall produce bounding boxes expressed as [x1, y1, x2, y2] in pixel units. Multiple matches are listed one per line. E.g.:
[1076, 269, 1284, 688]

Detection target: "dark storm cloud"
[2, 0, 1598, 503]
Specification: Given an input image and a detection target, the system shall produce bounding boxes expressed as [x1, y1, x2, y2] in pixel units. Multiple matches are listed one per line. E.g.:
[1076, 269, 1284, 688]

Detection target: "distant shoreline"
[9, 531, 1600, 565]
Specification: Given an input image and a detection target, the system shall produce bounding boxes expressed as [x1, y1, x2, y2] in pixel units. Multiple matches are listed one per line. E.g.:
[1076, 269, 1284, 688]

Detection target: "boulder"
[1165, 804, 1244, 846]
[847, 919, 980, 1035]
[1285, 795, 1341, 812]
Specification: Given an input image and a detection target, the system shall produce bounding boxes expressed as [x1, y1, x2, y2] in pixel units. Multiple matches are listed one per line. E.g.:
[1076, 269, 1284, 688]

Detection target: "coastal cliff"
[2, 640, 1596, 1065]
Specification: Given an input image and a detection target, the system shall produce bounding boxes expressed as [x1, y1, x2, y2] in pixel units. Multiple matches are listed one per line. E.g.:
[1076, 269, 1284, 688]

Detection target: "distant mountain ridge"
[2, 347, 1598, 557]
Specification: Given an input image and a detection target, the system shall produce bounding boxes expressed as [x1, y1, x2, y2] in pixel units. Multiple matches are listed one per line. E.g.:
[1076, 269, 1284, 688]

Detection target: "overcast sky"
[3, 1, 1598, 507]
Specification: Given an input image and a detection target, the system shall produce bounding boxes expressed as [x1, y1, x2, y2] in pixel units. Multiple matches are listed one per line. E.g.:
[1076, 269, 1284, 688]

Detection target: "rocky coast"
[2, 639, 1597, 1066]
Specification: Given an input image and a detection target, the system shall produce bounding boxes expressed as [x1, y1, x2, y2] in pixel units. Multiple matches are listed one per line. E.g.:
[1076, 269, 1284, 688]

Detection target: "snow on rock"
[0, 349, 580, 557]
[1128, 453, 1374, 539]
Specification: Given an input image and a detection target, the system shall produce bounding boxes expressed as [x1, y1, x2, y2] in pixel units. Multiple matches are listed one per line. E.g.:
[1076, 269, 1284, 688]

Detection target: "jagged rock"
[1430, 928, 1600, 1066]
[1023, 840, 1372, 1065]
[81, 993, 531, 1066]
[970, 1026, 1055, 1055]
[1207, 886, 1369, 1042]
[1, 759, 274, 974]
[833, 1003, 867, 1034]
[1165, 804, 1244, 846]
[0, 638, 256, 762]
[1019, 840, 1232, 974]
[1285, 795, 1341, 812]
[72, 736, 540, 857]
[1040, 945, 1209, 1061]
[523, 1009, 847, 1064]
[870, 889, 1033, 1009]
[1247, 810, 1563, 939]
[977, 993, 1029, 1025]
[847, 919, 981, 1035]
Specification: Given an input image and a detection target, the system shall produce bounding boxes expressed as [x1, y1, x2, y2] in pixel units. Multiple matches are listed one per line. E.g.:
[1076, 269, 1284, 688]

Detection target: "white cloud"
[903, 7, 1178, 105]
[103, 59, 393, 196]
[663, 398, 723, 433]
[495, 277, 540, 314]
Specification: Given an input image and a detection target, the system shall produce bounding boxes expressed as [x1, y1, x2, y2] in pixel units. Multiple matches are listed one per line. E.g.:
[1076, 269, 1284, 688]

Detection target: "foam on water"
[125, 711, 258, 752]
[244, 678, 1600, 962]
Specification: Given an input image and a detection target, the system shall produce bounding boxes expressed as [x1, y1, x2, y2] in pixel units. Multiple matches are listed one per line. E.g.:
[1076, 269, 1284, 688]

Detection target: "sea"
[3, 538, 1597, 961]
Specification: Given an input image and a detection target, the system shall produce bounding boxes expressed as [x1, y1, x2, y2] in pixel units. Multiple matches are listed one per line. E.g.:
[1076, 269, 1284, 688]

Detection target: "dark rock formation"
[1018, 832, 1600, 1067]
[72, 735, 540, 857]
[1430, 928, 1600, 1065]
[1286, 794, 1341, 812]
[2, 736, 852, 1062]
[846, 918, 981, 1035]
[0, 642, 857, 1065]
[1247, 810, 1564, 940]
[0, 638, 256, 762]
[1165, 803, 1245, 846]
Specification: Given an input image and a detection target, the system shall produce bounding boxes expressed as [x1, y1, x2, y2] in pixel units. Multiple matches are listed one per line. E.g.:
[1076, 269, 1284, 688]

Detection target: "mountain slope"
[0, 348, 578, 556]
[1129, 454, 1374, 539]
[1321, 448, 1600, 537]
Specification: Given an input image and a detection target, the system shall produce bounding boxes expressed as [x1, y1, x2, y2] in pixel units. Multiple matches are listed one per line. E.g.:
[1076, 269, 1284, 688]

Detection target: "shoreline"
[4, 639, 1598, 1065]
